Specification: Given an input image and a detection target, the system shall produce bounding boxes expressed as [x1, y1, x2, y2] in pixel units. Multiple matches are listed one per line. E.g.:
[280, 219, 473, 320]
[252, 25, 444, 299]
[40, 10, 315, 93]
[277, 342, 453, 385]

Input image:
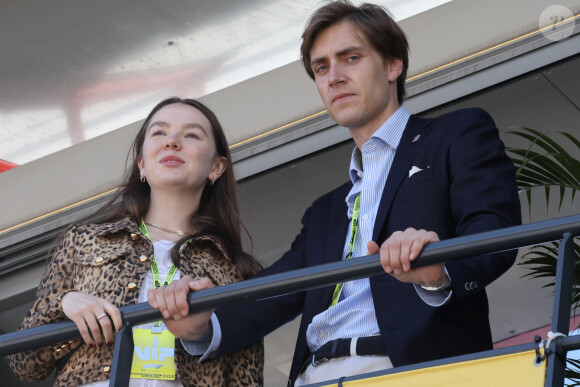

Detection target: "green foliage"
[566, 358, 580, 386]
[507, 127, 580, 295]
[507, 127, 580, 386]
[507, 127, 580, 213]
[518, 241, 580, 306]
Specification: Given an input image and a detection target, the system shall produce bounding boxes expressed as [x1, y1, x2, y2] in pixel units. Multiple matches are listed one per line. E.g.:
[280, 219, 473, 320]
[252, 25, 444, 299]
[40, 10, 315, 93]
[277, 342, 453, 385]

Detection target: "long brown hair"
[300, 0, 409, 104]
[84, 97, 261, 279]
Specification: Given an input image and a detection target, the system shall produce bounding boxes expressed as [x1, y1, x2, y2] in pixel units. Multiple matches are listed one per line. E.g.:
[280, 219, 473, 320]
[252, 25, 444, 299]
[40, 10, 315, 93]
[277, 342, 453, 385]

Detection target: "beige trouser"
[295, 355, 393, 386]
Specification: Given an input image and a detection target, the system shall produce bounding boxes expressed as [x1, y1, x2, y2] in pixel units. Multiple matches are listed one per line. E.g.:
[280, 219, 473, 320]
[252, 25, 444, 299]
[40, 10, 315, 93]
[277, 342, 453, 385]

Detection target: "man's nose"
[328, 64, 345, 86]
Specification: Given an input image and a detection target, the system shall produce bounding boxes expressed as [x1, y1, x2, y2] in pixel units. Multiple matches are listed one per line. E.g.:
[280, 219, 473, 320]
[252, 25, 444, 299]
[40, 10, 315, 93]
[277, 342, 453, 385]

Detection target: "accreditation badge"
[130, 328, 176, 380]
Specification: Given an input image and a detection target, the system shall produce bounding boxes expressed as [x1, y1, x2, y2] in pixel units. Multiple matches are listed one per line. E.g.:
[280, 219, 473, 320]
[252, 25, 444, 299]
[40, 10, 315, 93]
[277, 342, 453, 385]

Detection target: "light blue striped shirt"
[305, 107, 411, 351]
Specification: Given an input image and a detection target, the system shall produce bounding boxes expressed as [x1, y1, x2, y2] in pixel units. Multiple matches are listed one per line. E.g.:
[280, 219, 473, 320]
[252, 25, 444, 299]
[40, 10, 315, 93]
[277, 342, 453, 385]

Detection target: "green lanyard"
[329, 193, 361, 307]
[139, 219, 179, 329]
[139, 220, 178, 288]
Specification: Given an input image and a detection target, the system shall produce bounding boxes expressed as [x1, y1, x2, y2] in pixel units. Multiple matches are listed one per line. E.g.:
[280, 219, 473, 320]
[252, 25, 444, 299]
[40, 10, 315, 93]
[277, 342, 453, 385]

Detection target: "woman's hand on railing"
[148, 275, 215, 340]
[61, 291, 123, 347]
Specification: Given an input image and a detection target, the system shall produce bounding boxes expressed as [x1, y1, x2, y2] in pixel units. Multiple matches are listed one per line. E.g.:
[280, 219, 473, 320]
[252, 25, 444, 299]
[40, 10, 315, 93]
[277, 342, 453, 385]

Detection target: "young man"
[149, 1, 521, 385]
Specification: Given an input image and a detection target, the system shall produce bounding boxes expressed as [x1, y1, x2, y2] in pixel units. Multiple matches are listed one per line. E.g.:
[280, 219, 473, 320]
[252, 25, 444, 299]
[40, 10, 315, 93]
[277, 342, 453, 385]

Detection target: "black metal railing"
[1, 214, 580, 386]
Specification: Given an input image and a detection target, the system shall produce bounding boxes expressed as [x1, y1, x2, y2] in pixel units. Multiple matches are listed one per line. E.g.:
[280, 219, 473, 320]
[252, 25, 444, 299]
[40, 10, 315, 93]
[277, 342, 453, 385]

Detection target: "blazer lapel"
[372, 115, 430, 241]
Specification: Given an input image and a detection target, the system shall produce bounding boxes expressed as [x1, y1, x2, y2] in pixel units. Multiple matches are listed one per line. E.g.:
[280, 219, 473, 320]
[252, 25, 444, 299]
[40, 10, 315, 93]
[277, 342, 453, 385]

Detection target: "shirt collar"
[348, 107, 411, 184]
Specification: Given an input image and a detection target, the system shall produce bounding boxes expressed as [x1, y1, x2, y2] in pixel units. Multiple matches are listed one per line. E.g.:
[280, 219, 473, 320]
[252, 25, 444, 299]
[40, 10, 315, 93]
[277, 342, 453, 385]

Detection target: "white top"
[82, 240, 183, 387]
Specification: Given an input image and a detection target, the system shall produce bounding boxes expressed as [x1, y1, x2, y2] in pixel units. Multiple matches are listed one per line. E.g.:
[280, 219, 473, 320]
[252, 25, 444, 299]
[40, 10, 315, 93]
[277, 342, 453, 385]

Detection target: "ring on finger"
[96, 312, 108, 321]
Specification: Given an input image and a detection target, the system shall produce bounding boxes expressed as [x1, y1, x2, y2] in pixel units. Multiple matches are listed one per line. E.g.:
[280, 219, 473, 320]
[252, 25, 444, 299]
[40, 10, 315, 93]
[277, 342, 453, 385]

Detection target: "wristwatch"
[420, 273, 451, 291]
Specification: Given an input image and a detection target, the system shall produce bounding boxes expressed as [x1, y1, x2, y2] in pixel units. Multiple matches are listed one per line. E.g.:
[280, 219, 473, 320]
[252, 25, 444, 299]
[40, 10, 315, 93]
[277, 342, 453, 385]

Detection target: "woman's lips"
[160, 155, 184, 166]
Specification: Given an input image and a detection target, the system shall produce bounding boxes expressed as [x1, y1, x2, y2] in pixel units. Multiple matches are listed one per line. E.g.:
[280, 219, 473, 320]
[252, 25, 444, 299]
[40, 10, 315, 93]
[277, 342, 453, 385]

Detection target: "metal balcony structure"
[1, 214, 580, 386]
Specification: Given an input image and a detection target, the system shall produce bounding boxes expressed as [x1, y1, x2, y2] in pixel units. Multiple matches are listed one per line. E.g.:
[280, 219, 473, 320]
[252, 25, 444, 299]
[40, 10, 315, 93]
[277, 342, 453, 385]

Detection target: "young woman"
[8, 97, 263, 386]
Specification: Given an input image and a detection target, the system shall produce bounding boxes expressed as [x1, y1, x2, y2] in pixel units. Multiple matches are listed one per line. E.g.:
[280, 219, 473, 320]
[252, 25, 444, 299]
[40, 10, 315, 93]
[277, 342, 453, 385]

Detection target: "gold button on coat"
[139, 255, 148, 262]
[95, 257, 104, 263]
[103, 366, 111, 373]
[127, 282, 137, 290]
[130, 233, 138, 240]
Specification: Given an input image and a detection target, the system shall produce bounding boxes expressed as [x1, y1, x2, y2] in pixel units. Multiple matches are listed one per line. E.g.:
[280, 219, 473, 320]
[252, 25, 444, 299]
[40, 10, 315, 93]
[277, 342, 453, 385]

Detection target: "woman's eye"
[151, 130, 165, 136]
[185, 133, 198, 139]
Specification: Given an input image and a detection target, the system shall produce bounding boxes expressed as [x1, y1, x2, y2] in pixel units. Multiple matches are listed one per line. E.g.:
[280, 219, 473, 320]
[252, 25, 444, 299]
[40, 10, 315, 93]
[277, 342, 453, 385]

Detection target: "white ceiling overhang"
[0, 0, 579, 231]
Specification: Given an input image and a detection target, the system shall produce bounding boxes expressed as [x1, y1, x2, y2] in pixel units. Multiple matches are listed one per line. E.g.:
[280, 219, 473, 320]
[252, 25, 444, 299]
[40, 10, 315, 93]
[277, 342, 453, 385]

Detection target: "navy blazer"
[217, 108, 521, 385]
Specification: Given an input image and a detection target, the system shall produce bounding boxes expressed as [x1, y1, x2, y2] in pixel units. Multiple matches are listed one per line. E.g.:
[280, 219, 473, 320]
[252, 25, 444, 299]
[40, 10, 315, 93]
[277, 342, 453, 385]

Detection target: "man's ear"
[387, 58, 403, 82]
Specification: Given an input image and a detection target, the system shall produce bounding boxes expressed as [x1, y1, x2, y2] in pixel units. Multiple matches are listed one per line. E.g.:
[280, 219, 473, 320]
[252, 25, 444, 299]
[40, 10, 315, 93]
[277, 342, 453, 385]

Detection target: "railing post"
[545, 233, 576, 387]
[109, 322, 133, 387]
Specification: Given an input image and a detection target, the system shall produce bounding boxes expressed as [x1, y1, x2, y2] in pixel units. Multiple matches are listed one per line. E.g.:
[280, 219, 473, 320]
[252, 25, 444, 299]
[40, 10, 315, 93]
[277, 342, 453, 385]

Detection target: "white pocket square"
[408, 166, 423, 177]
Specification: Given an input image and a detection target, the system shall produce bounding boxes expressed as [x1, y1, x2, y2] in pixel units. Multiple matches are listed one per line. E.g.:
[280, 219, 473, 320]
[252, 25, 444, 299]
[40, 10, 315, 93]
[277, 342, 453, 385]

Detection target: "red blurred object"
[0, 159, 18, 173]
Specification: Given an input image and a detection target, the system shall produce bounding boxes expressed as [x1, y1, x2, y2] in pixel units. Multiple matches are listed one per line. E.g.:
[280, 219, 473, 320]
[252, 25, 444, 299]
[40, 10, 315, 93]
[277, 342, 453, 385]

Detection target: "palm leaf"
[567, 358, 580, 386]
[506, 127, 580, 212]
[507, 127, 580, 186]
[518, 241, 580, 306]
[508, 127, 580, 384]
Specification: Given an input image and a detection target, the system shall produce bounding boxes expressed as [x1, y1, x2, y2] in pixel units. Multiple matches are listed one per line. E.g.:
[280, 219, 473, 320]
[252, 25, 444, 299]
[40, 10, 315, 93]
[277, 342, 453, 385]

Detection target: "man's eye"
[315, 65, 327, 74]
[347, 55, 359, 62]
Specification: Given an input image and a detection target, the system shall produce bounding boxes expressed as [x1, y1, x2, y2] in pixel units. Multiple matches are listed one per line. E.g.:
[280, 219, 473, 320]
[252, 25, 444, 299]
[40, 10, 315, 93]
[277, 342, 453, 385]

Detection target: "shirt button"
[362, 214, 369, 220]
[357, 171, 363, 178]
[320, 331, 327, 339]
[139, 255, 148, 262]
[95, 257, 104, 263]
[130, 233, 138, 240]
[127, 282, 137, 290]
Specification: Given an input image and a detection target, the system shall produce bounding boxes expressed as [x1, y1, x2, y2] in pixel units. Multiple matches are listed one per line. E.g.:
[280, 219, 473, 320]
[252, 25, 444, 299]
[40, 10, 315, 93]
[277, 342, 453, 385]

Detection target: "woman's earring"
[210, 177, 216, 186]
[140, 175, 146, 183]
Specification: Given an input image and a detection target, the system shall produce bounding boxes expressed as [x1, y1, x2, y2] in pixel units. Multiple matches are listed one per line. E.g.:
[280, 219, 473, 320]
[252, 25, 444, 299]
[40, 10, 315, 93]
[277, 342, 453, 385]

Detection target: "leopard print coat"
[7, 217, 263, 386]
